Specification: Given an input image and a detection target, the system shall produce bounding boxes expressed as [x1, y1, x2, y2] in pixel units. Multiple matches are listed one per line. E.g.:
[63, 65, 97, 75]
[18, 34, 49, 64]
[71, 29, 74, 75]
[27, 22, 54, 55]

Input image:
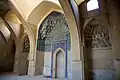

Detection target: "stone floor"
[0, 75, 53, 80]
[0, 76, 70, 80]
[0, 74, 67, 80]
[0, 75, 66, 80]
[0, 72, 68, 80]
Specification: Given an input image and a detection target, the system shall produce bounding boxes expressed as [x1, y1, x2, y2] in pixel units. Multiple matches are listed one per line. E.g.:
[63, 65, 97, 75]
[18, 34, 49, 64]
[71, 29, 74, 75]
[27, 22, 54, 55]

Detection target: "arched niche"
[52, 48, 66, 79]
[36, 11, 71, 79]
[84, 19, 115, 80]
[27, 0, 80, 63]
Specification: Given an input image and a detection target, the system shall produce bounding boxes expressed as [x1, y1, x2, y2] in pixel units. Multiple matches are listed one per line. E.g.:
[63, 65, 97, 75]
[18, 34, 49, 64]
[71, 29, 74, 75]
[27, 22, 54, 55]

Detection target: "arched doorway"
[84, 19, 115, 80]
[56, 50, 65, 78]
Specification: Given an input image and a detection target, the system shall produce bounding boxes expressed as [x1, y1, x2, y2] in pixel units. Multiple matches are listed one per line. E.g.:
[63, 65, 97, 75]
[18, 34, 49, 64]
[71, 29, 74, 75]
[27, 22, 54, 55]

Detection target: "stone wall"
[85, 48, 115, 80]
[107, 0, 120, 79]
[0, 34, 15, 73]
[79, 0, 116, 80]
[0, 32, 7, 73]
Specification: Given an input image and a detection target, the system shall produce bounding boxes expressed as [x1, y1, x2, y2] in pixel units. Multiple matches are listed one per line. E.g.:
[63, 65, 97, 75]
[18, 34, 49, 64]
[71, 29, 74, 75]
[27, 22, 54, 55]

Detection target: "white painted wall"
[43, 52, 52, 76]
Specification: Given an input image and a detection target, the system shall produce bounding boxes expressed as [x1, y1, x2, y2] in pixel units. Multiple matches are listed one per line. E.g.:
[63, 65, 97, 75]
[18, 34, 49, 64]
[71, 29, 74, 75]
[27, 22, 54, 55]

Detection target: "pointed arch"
[83, 18, 115, 80]
[7, 1, 37, 75]
[27, 1, 63, 27]
[52, 47, 66, 78]
[8, 0, 82, 77]
[0, 31, 7, 43]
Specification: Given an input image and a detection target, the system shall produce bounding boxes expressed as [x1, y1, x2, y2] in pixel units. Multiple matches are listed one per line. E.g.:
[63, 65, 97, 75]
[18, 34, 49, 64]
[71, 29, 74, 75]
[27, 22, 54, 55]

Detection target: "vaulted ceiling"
[75, 0, 85, 5]
[0, 0, 10, 17]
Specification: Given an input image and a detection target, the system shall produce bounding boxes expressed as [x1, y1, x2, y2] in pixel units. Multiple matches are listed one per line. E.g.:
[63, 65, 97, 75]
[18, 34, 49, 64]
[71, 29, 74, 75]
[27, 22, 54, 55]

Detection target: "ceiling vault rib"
[0, 31, 7, 43]
[1, 17, 17, 39]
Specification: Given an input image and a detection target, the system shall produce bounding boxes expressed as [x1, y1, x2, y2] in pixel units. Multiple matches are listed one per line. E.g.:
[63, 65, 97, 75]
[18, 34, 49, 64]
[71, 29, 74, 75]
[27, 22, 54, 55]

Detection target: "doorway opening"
[55, 50, 65, 79]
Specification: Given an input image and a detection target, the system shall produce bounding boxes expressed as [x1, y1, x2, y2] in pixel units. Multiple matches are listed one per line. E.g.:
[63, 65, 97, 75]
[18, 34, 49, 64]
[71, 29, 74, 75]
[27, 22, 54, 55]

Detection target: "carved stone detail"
[23, 35, 30, 53]
[84, 20, 111, 48]
[37, 12, 71, 51]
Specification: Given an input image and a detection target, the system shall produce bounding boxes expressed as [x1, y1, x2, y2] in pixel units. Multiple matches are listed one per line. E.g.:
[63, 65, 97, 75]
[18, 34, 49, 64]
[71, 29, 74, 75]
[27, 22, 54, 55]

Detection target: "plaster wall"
[43, 52, 52, 76]
[86, 48, 115, 80]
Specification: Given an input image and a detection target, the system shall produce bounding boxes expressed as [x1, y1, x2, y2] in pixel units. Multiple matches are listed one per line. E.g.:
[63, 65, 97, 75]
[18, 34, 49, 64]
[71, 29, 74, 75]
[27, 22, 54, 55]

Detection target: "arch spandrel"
[27, 1, 63, 27]
[5, 10, 21, 24]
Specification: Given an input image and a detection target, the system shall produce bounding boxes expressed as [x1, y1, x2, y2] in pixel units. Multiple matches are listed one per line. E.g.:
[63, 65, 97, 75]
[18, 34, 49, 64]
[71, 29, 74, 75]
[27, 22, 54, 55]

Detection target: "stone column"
[27, 23, 37, 76]
[78, 1, 88, 80]
[13, 38, 21, 75]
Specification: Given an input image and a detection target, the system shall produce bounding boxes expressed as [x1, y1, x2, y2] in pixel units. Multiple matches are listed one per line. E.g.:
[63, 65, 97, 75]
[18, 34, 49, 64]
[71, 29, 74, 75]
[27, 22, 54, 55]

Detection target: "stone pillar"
[28, 60, 36, 76]
[78, 1, 88, 80]
[13, 38, 21, 75]
[27, 23, 37, 76]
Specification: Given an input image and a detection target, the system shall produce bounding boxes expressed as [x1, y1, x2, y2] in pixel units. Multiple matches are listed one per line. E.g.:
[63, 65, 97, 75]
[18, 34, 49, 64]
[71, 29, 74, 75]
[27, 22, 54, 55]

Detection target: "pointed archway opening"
[55, 50, 65, 78]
